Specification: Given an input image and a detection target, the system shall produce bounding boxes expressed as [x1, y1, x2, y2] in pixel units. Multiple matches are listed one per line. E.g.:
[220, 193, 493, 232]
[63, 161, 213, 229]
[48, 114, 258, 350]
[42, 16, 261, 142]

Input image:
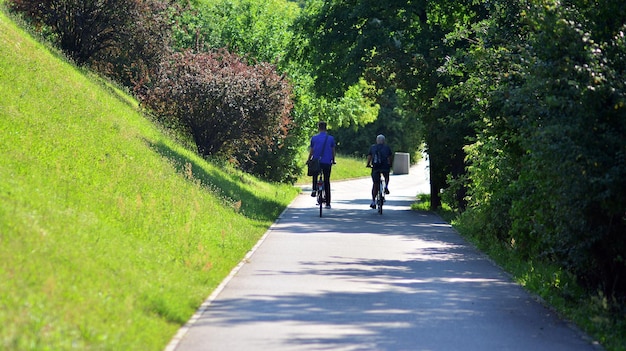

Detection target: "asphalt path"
[166, 160, 601, 351]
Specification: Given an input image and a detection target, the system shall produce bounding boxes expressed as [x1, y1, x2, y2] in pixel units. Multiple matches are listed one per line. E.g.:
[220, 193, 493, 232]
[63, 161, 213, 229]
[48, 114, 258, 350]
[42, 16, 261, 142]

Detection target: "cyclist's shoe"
[311, 191, 316, 197]
[384, 188, 390, 194]
[325, 204, 331, 209]
[370, 201, 376, 209]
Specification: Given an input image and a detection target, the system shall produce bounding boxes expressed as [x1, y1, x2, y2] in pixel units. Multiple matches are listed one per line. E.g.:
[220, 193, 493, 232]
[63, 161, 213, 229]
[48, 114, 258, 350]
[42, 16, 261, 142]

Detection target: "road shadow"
[186, 199, 594, 350]
[174, 162, 599, 351]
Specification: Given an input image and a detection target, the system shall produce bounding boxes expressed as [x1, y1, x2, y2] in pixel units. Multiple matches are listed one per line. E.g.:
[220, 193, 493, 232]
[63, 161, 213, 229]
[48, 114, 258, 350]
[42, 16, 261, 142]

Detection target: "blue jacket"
[310, 132, 335, 165]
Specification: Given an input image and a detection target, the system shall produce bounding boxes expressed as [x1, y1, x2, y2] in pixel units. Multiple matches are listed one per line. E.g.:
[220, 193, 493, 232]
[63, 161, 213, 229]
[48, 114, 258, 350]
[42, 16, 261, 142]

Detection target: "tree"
[505, 1, 626, 298]
[173, 0, 299, 66]
[294, 0, 487, 208]
[171, 0, 313, 182]
[331, 88, 423, 159]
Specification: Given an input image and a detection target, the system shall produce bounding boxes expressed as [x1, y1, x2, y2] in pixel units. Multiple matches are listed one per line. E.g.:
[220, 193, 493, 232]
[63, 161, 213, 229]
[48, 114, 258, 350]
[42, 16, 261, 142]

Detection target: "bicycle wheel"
[316, 175, 324, 217]
[318, 191, 323, 217]
[318, 186, 323, 217]
[377, 176, 384, 215]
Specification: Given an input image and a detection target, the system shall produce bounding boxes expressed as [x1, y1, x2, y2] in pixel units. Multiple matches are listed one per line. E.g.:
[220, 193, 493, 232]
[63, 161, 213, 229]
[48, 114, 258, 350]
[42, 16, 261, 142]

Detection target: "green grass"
[0, 8, 299, 350]
[295, 153, 374, 185]
[411, 194, 459, 225]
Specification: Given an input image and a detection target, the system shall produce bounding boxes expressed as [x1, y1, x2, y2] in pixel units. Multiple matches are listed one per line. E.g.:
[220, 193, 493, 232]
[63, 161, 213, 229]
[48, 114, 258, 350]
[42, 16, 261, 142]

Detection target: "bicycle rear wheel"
[317, 185, 324, 217]
[316, 174, 324, 217]
[318, 191, 323, 217]
[377, 178, 384, 214]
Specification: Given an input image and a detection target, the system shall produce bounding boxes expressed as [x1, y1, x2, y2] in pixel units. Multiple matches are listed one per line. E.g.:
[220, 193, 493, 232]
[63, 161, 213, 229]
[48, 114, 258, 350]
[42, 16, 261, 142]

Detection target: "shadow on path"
[170, 163, 600, 351]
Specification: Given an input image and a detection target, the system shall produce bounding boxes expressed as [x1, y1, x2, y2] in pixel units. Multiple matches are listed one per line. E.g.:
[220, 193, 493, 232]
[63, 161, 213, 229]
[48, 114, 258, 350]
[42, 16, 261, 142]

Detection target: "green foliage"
[295, 0, 429, 96]
[299, 78, 381, 131]
[174, 0, 299, 66]
[294, 0, 487, 209]
[0, 9, 298, 350]
[173, 0, 384, 179]
[332, 88, 423, 159]
[411, 194, 432, 212]
[328, 78, 380, 128]
[449, 0, 626, 300]
[8, 0, 309, 184]
[171, 0, 316, 183]
[517, 3, 626, 298]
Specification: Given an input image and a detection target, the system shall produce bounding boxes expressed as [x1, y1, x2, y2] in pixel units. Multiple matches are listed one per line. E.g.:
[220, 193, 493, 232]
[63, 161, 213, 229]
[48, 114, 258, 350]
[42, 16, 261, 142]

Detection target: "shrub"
[141, 49, 295, 181]
[462, 2, 626, 300]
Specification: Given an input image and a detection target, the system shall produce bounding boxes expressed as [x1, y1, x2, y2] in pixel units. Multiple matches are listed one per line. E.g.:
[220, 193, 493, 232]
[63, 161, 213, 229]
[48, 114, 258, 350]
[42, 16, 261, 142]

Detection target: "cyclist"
[308, 121, 336, 209]
[366, 134, 392, 209]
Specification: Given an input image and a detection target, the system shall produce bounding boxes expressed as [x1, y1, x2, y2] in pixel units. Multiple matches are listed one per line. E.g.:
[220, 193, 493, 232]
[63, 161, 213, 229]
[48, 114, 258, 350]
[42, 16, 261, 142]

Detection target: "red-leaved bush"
[141, 49, 293, 169]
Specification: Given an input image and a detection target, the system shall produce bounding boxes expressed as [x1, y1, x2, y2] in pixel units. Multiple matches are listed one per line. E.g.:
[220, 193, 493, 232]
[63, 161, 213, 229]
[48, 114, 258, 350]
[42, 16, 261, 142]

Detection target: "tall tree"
[294, 0, 487, 208]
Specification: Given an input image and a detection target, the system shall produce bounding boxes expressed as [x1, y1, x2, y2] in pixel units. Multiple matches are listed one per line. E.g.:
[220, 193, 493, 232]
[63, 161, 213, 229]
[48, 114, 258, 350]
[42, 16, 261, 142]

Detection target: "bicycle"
[375, 170, 386, 215]
[367, 165, 386, 215]
[316, 172, 326, 217]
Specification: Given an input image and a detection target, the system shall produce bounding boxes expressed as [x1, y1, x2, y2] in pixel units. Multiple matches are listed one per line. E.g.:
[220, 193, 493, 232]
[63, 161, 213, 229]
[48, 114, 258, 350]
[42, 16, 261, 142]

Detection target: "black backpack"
[372, 145, 384, 167]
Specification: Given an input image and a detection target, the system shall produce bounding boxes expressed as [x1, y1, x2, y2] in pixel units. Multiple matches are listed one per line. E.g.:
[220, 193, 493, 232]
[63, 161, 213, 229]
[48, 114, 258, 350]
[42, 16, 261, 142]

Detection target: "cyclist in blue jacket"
[308, 121, 336, 208]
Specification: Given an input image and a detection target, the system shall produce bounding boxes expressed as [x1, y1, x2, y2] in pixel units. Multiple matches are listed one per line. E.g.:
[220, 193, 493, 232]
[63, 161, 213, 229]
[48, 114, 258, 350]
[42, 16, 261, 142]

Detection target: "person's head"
[376, 134, 385, 144]
[318, 121, 327, 131]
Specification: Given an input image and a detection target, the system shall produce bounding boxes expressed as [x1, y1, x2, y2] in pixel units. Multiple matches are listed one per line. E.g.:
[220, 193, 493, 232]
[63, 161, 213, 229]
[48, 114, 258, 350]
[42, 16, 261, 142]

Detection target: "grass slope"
[0, 8, 299, 350]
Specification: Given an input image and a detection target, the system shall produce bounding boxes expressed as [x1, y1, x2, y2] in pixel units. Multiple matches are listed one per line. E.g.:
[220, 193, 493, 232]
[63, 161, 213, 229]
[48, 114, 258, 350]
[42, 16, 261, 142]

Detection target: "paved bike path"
[166, 160, 601, 351]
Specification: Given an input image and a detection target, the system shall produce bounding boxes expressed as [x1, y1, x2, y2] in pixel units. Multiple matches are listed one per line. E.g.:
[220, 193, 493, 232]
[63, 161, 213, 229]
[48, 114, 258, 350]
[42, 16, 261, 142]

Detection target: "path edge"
[162, 200, 295, 351]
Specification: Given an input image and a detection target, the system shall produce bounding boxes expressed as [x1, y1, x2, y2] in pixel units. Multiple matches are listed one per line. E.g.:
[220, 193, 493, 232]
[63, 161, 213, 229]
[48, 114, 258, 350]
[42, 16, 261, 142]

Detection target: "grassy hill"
[0, 8, 300, 350]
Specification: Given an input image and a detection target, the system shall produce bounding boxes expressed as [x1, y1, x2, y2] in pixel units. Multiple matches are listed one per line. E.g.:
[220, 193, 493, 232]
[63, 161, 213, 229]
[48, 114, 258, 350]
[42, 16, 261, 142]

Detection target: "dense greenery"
[452, 0, 626, 302]
[169, 0, 310, 182]
[173, 0, 299, 65]
[292, 0, 485, 207]
[7, 0, 308, 182]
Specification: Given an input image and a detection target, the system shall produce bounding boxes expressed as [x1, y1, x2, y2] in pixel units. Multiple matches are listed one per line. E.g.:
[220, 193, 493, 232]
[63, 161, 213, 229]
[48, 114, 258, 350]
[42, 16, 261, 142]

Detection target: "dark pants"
[371, 169, 390, 200]
[312, 163, 332, 205]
